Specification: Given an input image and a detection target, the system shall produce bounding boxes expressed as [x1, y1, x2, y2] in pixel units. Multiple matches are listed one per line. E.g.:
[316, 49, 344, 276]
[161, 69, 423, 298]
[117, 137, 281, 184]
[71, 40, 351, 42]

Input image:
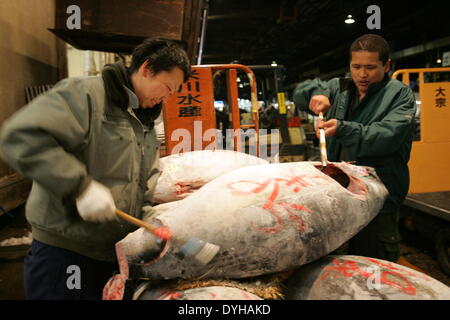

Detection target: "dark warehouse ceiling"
[201, 0, 450, 87]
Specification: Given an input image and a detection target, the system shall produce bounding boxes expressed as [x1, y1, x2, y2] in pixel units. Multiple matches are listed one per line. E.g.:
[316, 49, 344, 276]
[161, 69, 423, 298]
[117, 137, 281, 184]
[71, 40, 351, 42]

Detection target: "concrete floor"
[0, 260, 25, 299]
[0, 205, 29, 300]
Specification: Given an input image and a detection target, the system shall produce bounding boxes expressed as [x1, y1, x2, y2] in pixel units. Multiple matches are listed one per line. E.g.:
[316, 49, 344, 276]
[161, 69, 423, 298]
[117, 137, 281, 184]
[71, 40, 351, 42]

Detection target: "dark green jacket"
[0, 63, 161, 261]
[293, 75, 416, 211]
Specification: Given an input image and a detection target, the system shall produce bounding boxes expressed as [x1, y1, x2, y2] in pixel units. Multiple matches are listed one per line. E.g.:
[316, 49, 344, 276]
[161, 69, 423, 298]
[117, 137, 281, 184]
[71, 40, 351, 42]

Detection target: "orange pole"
[226, 69, 241, 152]
[392, 67, 450, 79]
[205, 64, 260, 156]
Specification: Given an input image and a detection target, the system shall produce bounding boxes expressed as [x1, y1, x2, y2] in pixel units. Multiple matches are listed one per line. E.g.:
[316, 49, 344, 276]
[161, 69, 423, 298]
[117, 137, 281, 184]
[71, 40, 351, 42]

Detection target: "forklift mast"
[162, 64, 260, 157]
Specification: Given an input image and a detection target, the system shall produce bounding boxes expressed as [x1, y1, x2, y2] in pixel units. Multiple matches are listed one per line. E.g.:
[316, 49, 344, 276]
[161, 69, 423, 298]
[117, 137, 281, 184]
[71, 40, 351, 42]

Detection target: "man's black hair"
[129, 38, 191, 81]
[350, 34, 390, 65]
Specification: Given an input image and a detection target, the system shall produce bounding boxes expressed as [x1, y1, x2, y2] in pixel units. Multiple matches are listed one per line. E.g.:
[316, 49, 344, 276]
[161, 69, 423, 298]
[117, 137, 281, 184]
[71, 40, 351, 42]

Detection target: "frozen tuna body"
[133, 283, 263, 300]
[117, 161, 388, 281]
[283, 255, 450, 300]
[153, 149, 268, 203]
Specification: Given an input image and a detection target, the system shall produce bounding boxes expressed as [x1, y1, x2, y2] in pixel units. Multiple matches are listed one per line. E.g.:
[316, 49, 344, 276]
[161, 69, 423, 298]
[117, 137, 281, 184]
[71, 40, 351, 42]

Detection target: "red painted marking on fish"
[364, 257, 432, 281]
[251, 205, 284, 234]
[379, 270, 416, 295]
[281, 203, 310, 232]
[226, 173, 317, 209]
[227, 179, 272, 196]
[289, 203, 312, 212]
[249, 202, 311, 234]
[167, 292, 182, 300]
[227, 171, 320, 234]
[153, 226, 173, 241]
[157, 290, 182, 300]
[263, 180, 280, 209]
[321, 258, 418, 295]
[320, 259, 360, 280]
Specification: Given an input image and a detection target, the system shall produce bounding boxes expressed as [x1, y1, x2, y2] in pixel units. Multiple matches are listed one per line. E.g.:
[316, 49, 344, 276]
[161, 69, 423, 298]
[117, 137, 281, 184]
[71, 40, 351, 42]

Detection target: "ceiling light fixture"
[345, 14, 355, 24]
[437, 58, 442, 64]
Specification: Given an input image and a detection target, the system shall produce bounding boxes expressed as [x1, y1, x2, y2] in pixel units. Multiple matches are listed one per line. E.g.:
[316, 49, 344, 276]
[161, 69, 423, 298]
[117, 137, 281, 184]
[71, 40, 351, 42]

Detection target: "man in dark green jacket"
[0, 38, 190, 299]
[293, 34, 416, 262]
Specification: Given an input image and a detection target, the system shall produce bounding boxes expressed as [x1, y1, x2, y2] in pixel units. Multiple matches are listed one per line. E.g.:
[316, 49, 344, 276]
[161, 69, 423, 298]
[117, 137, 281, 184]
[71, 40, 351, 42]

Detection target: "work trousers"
[24, 239, 117, 300]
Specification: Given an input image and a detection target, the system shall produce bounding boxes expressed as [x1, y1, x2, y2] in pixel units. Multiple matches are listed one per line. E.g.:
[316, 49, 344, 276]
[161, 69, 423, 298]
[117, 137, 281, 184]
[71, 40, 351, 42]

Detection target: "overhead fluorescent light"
[345, 14, 355, 24]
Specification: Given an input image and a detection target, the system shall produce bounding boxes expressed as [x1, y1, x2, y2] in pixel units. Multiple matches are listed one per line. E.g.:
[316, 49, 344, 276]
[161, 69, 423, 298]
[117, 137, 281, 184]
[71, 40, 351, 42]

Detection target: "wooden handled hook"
[115, 208, 220, 265]
[115, 208, 172, 240]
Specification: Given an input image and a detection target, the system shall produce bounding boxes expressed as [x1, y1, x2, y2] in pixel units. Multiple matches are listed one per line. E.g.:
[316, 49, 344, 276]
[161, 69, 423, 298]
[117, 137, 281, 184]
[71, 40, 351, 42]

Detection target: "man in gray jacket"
[0, 38, 190, 299]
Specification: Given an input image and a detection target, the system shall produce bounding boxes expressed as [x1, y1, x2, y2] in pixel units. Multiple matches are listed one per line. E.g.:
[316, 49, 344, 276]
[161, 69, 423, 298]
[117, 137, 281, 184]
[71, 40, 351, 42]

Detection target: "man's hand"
[309, 95, 331, 115]
[76, 180, 117, 223]
[316, 118, 340, 138]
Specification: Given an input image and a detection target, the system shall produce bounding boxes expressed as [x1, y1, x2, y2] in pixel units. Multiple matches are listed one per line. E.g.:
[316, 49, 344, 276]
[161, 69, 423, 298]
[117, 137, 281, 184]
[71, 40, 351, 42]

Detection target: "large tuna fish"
[132, 284, 263, 300]
[283, 255, 450, 300]
[153, 149, 268, 203]
[116, 161, 388, 281]
[104, 276, 264, 300]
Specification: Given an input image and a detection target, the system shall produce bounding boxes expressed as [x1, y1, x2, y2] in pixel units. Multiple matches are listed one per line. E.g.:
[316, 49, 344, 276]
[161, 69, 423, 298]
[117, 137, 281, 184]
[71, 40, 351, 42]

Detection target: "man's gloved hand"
[76, 180, 117, 223]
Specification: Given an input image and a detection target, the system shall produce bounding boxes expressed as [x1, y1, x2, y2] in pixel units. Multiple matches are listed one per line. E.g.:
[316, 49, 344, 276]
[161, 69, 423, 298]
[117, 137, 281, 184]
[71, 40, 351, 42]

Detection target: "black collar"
[365, 73, 390, 95]
[101, 62, 162, 129]
[349, 73, 390, 97]
[102, 62, 133, 108]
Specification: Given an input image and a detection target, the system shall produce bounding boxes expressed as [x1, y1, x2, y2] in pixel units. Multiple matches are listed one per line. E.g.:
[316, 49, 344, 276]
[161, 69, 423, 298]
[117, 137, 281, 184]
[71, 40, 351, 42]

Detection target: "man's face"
[134, 63, 185, 108]
[350, 51, 390, 95]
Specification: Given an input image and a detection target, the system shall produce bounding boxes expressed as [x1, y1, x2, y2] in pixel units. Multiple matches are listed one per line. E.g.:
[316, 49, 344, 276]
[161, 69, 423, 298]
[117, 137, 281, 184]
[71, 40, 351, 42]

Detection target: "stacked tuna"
[103, 150, 450, 300]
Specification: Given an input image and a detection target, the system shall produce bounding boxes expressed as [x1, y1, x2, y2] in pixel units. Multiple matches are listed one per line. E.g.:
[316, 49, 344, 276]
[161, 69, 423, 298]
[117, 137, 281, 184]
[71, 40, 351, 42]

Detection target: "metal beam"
[202, 54, 230, 59]
[208, 11, 273, 20]
[391, 36, 450, 60]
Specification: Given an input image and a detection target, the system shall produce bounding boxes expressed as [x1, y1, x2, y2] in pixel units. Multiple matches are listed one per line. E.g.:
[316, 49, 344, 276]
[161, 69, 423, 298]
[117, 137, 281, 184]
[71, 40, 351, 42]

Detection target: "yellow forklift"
[393, 67, 450, 276]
